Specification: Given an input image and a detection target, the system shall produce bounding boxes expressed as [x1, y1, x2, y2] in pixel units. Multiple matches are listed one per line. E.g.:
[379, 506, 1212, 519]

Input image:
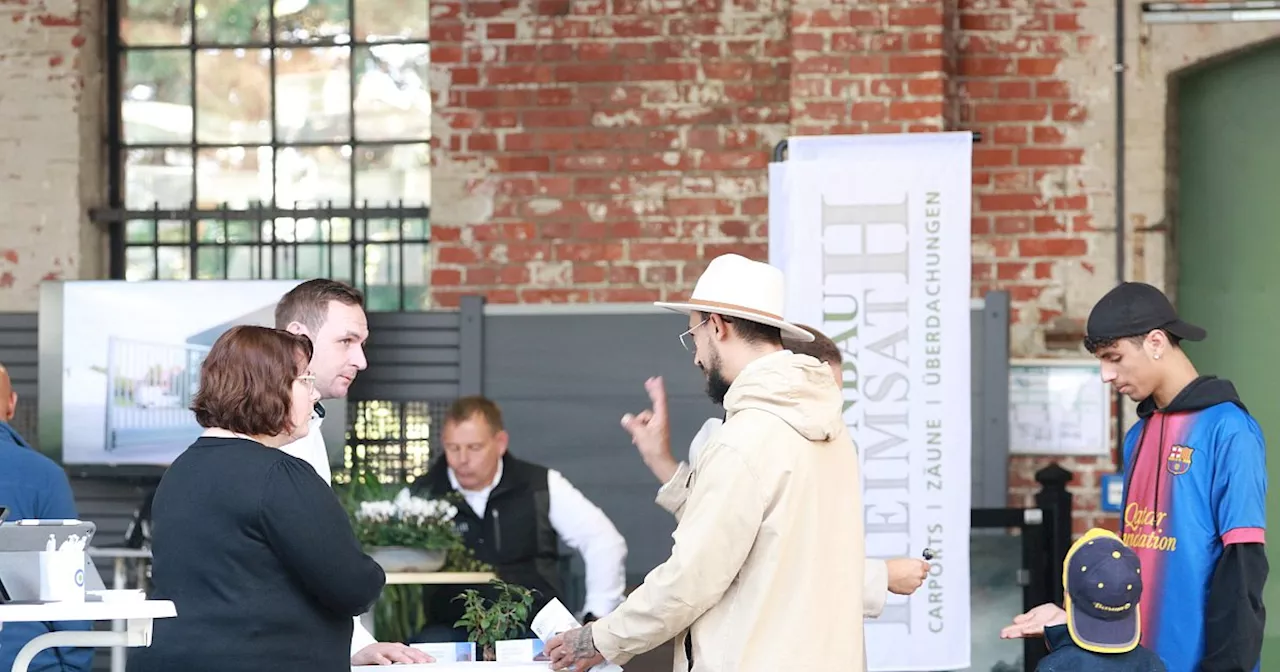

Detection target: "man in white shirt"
[275, 278, 432, 666]
[408, 395, 628, 641]
[620, 324, 930, 617]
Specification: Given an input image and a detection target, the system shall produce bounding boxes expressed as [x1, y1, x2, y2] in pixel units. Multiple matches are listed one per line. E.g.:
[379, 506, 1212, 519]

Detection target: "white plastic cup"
[38, 551, 86, 602]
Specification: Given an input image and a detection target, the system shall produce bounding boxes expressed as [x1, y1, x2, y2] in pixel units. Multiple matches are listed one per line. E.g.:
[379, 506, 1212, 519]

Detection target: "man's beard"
[701, 350, 731, 406]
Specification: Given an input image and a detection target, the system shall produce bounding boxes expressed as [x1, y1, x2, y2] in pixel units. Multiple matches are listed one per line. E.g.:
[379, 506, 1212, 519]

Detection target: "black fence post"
[1034, 463, 1075, 607]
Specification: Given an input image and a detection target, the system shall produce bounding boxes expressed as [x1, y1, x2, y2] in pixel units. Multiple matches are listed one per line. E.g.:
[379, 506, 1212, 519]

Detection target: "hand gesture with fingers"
[621, 376, 678, 483]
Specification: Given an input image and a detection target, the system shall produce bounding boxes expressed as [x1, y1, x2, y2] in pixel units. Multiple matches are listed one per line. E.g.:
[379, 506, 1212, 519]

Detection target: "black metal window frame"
[98, 0, 432, 311]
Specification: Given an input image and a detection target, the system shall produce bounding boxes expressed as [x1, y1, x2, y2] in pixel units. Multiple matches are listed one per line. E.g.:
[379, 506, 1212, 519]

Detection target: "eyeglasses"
[679, 318, 708, 352]
[296, 374, 316, 391]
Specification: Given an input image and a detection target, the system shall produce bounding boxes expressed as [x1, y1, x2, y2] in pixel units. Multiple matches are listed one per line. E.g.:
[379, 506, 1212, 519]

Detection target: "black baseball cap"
[1064, 528, 1143, 654]
[1085, 282, 1207, 344]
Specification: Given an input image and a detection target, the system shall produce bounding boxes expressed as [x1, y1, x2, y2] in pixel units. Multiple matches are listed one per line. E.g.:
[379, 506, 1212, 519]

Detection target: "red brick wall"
[428, 0, 1115, 530]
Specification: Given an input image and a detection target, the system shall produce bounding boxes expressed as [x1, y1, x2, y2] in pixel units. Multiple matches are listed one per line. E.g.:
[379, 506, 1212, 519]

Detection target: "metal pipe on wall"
[1114, 0, 1128, 466]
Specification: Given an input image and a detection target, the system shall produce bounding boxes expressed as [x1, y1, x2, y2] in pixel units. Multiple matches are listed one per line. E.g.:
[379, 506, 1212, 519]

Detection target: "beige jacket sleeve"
[654, 461, 693, 520]
[863, 559, 888, 618]
[593, 445, 766, 665]
[657, 465, 889, 620]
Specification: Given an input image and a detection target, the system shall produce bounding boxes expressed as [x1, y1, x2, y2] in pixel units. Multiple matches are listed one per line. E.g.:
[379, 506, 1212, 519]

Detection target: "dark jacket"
[0, 421, 92, 672]
[1036, 625, 1167, 672]
[126, 437, 385, 672]
[412, 453, 563, 629]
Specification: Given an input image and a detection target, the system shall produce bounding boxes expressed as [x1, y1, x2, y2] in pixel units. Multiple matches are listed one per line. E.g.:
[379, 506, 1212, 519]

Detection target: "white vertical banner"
[773, 133, 973, 672]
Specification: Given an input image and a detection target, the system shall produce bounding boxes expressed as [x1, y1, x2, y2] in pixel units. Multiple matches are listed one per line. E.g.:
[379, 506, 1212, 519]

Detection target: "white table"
[384, 572, 497, 585]
[354, 664, 549, 671]
[87, 547, 155, 672]
[0, 598, 176, 672]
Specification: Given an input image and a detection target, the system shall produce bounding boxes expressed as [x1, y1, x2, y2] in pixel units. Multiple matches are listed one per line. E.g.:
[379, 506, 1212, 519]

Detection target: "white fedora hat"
[654, 254, 814, 342]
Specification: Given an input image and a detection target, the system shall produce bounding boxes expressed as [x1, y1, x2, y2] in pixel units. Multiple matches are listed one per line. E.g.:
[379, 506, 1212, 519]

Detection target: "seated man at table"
[409, 396, 628, 642]
[0, 362, 93, 672]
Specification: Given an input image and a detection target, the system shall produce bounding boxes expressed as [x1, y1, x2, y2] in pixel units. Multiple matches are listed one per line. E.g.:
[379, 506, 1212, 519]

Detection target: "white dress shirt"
[445, 460, 628, 618]
[279, 412, 377, 655]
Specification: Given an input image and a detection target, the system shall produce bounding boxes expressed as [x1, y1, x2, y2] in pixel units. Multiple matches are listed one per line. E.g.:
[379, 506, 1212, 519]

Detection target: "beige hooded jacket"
[592, 351, 865, 671]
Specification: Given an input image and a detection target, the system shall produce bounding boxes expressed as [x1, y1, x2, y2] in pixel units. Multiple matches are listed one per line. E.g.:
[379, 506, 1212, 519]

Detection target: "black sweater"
[126, 437, 385, 672]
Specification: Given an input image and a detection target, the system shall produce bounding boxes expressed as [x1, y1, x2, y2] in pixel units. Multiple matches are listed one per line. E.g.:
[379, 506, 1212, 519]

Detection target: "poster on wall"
[39, 280, 304, 466]
[771, 132, 973, 671]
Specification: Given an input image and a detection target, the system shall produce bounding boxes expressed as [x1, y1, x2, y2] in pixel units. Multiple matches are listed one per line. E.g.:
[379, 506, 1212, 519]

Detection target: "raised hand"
[621, 376, 678, 483]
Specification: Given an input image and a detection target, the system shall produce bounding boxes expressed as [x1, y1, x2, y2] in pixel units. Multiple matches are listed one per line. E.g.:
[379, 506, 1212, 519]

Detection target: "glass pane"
[226, 220, 257, 242]
[196, 220, 223, 242]
[968, 530, 1026, 671]
[126, 148, 193, 209]
[402, 242, 428, 310]
[297, 245, 326, 277]
[195, 0, 269, 44]
[354, 0, 428, 41]
[326, 218, 353, 243]
[157, 220, 190, 243]
[195, 247, 227, 279]
[124, 247, 157, 281]
[273, 218, 328, 243]
[275, 47, 352, 143]
[195, 48, 272, 144]
[353, 44, 430, 141]
[402, 219, 427, 241]
[156, 247, 190, 279]
[367, 219, 398, 242]
[274, 246, 299, 278]
[355, 144, 429, 206]
[225, 245, 260, 278]
[275, 0, 350, 43]
[121, 0, 192, 46]
[329, 244, 353, 282]
[276, 145, 351, 207]
[125, 221, 156, 244]
[363, 243, 397, 310]
[123, 50, 193, 144]
[196, 146, 273, 208]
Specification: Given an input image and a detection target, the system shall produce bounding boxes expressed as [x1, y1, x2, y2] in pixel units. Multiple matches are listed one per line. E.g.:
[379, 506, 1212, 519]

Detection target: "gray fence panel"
[0, 313, 39, 447]
[482, 308, 720, 587]
[973, 292, 1012, 509]
[348, 309, 471, 403]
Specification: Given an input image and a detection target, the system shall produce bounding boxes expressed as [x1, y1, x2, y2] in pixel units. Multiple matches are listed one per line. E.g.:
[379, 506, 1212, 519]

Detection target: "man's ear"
[494, 430, 510, 456]
[6, 391, 16, 422]
[707, 313, 730, 341]
[1145, 329, 1169, 360]
[284, 321, 309, 337]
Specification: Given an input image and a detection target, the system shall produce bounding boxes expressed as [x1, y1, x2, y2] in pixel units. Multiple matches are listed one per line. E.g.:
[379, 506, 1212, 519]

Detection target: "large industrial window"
[100, 0, 432, 312]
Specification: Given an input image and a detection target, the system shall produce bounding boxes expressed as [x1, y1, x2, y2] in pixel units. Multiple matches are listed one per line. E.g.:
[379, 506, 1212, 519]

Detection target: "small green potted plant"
[453, 579, 537, 662]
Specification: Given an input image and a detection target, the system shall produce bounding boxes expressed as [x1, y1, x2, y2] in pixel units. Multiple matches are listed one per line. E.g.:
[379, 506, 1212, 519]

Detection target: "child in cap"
[1035, 528, 1166, 671]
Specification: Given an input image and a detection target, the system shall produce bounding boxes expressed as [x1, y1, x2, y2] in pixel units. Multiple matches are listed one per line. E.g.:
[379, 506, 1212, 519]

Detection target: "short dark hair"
[1084, 330, 1182, 355]
[275, 279, 365, 333]
[445, 395, 505, 433]
[191, 325, 314, 436]
[786, 325, 843, 365]
[695, 311, 783, 347]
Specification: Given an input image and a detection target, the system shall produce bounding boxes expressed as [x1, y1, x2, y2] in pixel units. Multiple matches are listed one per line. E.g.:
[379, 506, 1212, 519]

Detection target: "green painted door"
[1175, 38, 1280, 665]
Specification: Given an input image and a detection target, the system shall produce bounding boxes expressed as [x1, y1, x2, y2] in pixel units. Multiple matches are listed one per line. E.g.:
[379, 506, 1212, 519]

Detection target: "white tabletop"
[0, 599, 176, 623]
[354, 664, 548, 671]
[383, 572, 497, 585]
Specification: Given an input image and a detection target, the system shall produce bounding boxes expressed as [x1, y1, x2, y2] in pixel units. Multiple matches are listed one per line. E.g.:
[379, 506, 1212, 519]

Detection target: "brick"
[1019, 148, 1084, 166]
[1018, 238, 1089, 257]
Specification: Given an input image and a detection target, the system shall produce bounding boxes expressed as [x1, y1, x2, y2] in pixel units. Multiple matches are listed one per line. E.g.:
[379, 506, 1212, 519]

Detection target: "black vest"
[412, 453, 564, 628]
